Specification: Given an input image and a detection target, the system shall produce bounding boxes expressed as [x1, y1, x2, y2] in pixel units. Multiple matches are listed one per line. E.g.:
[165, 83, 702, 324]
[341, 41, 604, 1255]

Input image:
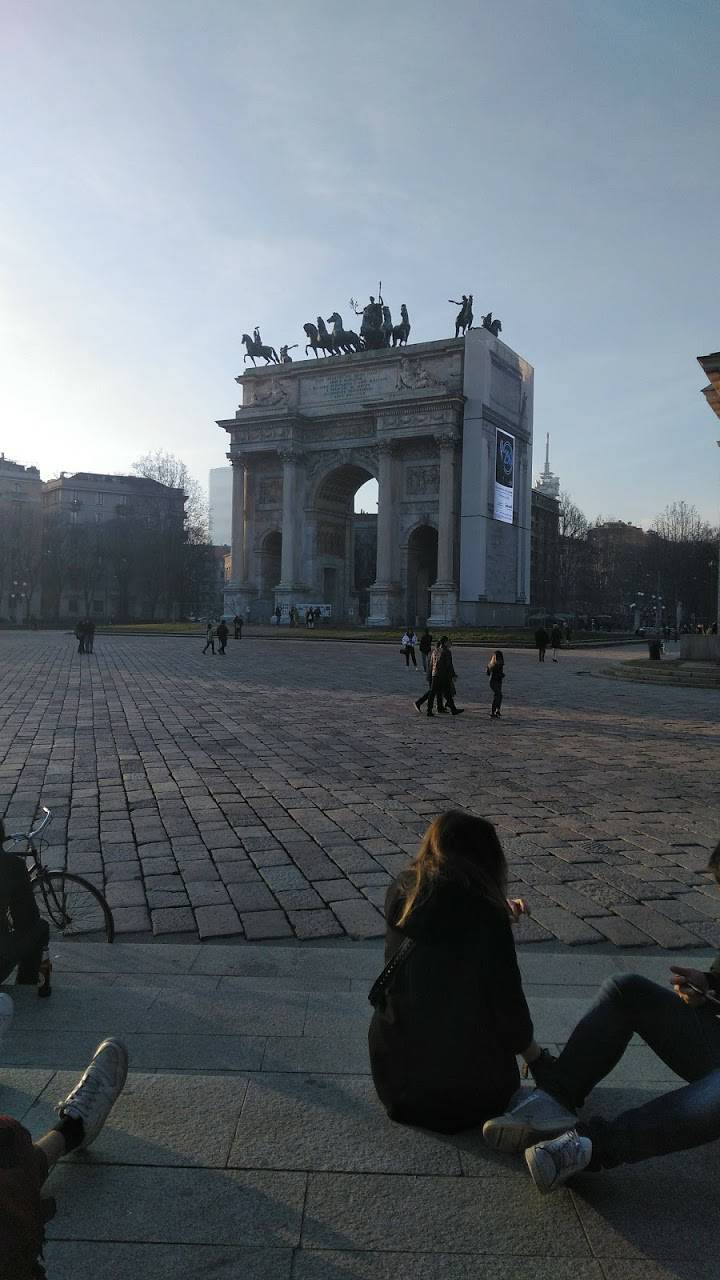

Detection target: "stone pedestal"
[223, 583, 258, 618]
[366, 584, 402, 627]
[428, 584, 459, 628]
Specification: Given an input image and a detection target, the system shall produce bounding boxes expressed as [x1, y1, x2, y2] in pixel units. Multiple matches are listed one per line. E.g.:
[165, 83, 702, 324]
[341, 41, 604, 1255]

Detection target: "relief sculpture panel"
[316, 521, 346, 557]
[258, 476, 283, 506]
[406, 464, 440, 497]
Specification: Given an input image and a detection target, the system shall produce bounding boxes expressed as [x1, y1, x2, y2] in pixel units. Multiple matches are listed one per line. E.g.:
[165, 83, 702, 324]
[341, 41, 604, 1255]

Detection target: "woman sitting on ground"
[369, 809, 550, 1133]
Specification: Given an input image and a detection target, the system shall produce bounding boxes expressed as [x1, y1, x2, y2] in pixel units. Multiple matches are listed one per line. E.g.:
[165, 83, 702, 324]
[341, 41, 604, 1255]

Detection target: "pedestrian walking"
[202, 621, 216, 654]
[487, 650, 505, 718]
[416, 637, 463, 717]
[86, 619, 95, 653]
[305, 607, 314, 629]
[216, 619, 229, 654]
[401, 629, 418, 668]
[418, 627, 432, 672]
[233, 614, 243, 640]
[274, 605, 282, 626]
[369, 809, 538, 1133]
[75, 620, 86, 654]
[534, 626, 548, 662]
[550, 624, 562, 662]
[414, 641, 443, 714]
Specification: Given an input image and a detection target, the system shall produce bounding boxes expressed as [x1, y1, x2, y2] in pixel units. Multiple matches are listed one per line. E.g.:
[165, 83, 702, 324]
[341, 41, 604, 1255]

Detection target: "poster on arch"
[494, 428, 515, 524]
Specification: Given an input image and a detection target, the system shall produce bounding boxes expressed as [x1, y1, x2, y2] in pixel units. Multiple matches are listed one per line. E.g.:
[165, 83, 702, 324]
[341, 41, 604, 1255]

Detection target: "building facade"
[697, 349, 720, 633]
[530, 489, 559, 611]
[41, 472, 186, 621]
[208, 466, 233, 545]
[219, 327, 534, 626]
[0, 456, 43, 620]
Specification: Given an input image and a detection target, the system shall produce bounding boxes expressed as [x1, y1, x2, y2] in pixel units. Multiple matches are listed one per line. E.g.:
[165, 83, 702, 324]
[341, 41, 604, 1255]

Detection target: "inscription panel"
[301, 369, 391, 406]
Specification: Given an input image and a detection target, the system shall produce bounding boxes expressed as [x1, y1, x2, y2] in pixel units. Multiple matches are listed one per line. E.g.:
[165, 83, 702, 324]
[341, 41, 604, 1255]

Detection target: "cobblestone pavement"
[1, 631, 719, 946]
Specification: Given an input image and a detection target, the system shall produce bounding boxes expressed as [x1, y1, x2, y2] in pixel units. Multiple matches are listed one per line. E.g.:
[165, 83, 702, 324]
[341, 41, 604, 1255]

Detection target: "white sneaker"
[56, 1038, 128, 1149]
[482, 1088, 578, 1154]
[0, 993, 14, 1052]
[525, 1128, 592, 1192]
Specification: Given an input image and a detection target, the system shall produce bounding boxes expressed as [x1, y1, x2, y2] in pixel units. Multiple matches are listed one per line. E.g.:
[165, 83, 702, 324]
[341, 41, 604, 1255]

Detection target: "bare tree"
[132, 450, 209, 539]
[556, 490, 589, 612]
[648, 501, 718, 625]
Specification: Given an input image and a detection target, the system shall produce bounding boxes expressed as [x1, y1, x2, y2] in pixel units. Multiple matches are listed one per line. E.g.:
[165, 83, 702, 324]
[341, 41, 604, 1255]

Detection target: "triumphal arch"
[218, 325, 534, 627]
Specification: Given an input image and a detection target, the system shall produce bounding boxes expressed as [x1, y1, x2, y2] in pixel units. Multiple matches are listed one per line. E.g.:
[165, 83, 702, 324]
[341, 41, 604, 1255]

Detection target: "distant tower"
[535, 433, 560, 499]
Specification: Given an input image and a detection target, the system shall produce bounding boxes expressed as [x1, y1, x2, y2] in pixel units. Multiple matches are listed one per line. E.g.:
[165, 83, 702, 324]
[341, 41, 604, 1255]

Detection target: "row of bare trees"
[0, 453, 220, 623]
[552, 495, 718, 626]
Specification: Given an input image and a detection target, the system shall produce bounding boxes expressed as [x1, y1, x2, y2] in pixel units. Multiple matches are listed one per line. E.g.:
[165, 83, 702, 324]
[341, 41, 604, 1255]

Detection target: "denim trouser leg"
[551, 974, 720, 1169]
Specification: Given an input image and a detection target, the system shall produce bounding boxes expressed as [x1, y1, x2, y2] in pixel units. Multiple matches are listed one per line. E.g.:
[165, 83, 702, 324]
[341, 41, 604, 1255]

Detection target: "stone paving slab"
[45, 1243, 293, 1280]
[4, 943, 720, 1276]
[2, 632, 719, 946]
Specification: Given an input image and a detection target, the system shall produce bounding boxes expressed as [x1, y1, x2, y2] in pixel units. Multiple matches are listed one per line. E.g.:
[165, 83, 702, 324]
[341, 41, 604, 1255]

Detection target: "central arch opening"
[407, 524, 438, 625]
[260, 530, 282, 596]
[314, 464, 377, 622]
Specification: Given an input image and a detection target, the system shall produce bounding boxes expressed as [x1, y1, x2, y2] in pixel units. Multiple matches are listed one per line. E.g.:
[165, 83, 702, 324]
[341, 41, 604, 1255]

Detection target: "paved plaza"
[1, 630, 719, 946]
[5, 940, 719, 1279]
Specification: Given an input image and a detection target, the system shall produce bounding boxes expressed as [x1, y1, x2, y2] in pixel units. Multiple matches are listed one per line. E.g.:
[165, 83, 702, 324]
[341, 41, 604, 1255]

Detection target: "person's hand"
[670, 965, 709, 1006]
[507, 898, 529, 923]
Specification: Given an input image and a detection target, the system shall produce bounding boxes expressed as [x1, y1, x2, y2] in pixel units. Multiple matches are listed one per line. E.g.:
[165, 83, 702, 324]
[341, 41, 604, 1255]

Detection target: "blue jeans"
[550, 974, 720, 1169]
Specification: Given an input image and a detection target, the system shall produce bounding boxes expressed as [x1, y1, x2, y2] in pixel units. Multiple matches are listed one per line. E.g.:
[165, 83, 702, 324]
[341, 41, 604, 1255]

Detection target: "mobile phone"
[685, 982, 720, 1008]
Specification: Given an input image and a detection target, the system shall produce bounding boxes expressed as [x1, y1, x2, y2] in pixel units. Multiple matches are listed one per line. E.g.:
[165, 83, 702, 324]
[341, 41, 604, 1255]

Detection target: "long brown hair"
[395, 809, 508, 927]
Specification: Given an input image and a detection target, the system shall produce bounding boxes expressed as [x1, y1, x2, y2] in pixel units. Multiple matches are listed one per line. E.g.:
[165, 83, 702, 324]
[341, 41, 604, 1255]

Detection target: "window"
[68, 598, 79, 612]
[97, 493, 104, 505]
[93, 599, 103, 612]
[95, 512, 103, 523]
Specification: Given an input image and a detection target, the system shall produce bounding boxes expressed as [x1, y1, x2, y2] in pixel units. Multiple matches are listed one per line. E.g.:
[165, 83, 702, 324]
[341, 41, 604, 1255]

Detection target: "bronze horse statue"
[242, 333, 279, 366]
[303, 320, 334, 358]
[327, 313, 363, 354]
[392, 304, 411, 347]
[481, 311, 502, 337]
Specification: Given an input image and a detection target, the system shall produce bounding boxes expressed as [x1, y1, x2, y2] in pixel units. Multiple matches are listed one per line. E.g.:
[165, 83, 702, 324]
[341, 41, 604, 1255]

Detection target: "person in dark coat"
[233, 614, 243, 640]
[550, 624, 562, 662]
[487, 650, 505, 718]
[0, 815, 50, 989]
[216, 620, 229, 654]
[534, 626, 548, 662]
[418, 628, 432, 672]
[368, 810, 549, 1134]
[428, 637, 463, 716]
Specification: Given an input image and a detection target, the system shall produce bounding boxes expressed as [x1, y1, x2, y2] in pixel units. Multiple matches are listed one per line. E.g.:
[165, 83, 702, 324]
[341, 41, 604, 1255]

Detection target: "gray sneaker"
[483, 1088, 578, 1154]
[0, 993, 13, 1052]
[57, 1038, 128, 1149]
[525, 1128, 592, 1192]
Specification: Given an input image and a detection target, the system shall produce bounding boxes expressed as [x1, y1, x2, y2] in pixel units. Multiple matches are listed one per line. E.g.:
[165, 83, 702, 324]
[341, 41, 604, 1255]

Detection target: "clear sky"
[1, 0, 718, 528]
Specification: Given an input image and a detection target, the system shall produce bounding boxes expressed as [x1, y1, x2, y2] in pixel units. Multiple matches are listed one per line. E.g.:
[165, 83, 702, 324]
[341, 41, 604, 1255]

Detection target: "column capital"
[434, 431, 459, 450]
[377, 439, 399, 457]
[278, 447, 305, 465]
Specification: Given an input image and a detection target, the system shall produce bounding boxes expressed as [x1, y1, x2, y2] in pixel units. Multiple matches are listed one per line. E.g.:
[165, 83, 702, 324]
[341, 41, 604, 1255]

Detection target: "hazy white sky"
[1, 0, 718, 527]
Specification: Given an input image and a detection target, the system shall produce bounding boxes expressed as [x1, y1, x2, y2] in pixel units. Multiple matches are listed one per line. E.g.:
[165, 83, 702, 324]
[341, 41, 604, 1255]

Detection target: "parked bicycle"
[3, 807, 114, 941]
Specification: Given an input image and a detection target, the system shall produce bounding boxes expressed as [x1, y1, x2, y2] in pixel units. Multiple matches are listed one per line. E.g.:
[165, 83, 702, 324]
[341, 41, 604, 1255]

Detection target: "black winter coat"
[369, 875, 533, 1133]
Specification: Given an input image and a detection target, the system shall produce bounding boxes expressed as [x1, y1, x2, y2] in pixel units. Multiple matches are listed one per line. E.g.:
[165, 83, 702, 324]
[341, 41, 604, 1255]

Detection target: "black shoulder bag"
[368, 937, 416, 1008]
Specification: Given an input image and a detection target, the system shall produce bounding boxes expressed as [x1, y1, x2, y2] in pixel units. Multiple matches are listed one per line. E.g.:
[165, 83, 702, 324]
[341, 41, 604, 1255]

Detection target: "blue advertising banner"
[494, 429, 515, 524]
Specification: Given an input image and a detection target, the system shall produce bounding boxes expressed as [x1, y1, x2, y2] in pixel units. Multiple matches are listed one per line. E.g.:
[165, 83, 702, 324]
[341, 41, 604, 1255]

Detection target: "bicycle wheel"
[32, 871, 115, 942]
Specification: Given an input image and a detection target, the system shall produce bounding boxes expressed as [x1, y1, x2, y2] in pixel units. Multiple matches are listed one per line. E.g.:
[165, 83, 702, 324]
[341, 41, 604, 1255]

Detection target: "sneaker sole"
[482, 1117, 572, 1155]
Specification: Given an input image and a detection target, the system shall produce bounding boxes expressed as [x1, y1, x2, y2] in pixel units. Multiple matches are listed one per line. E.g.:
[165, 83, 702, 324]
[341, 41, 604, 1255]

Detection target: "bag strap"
[368, 936, 416, 1007]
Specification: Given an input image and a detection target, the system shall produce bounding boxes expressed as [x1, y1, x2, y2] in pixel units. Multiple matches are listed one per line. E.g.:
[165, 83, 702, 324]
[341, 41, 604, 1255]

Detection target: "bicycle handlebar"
[8, 806, 52, 843]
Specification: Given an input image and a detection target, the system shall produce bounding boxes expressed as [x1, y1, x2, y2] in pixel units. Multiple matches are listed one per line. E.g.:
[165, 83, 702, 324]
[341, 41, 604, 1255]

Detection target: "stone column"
[275, 449, 305, 620]
[367, 441, 402, 626]
[224, 456, 257, 619]
[429, 432, 459, 627]
[230, 458, 246, 584]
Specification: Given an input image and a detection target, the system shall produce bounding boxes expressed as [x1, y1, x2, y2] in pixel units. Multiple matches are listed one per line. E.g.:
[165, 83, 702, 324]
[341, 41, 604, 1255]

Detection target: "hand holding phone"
[507, 898, 529, 923]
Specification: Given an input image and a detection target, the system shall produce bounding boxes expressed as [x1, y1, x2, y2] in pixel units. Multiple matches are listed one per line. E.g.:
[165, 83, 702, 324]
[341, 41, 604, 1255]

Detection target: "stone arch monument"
[218, 328, 533, 626]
